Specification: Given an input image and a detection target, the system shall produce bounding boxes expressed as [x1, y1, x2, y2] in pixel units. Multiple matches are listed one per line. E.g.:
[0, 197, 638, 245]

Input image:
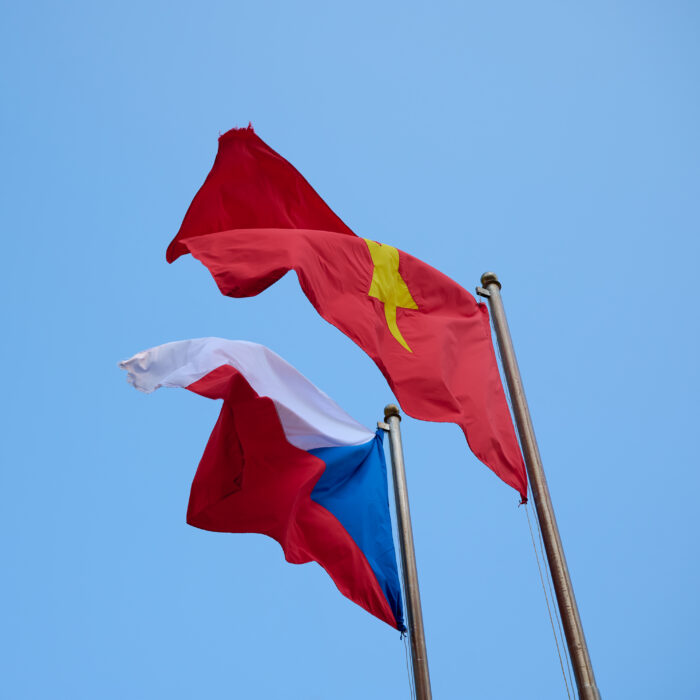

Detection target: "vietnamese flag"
[168, 127, 527, 501]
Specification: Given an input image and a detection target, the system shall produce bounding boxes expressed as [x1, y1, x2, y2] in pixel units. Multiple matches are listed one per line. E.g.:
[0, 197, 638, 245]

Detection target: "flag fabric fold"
[167, 128, 528, 501]
[120, 337, 405, 631]
[167, 125, 354, 264]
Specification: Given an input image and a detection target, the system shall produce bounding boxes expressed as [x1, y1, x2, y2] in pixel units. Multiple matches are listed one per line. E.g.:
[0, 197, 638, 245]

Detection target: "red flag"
[167, 125, 354, 263]
[169, 128, 528, 501]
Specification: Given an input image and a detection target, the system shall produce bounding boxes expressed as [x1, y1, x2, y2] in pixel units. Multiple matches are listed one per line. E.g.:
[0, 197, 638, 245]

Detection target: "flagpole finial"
[384, 404, 402, 421]
[480, 272, 501, 289]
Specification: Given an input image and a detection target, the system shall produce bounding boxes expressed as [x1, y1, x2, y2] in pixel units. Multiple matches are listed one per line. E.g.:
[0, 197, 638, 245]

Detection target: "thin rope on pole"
[403, 633, 417, 700]
[525, 504, 573, 700]
[533, 502, 577, 693]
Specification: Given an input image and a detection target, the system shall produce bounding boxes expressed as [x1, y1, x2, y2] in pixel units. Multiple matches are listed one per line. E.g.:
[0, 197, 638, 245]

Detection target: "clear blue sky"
[2, 2, 698, 698]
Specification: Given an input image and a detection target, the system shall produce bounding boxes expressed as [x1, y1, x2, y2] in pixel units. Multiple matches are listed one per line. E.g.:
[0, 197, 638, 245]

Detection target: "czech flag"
[119, 337, 405, 631]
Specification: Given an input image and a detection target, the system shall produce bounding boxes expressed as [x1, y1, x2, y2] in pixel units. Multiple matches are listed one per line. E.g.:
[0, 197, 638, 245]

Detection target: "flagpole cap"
[384, 404, 401, 421]
[480, 272, 501, 289]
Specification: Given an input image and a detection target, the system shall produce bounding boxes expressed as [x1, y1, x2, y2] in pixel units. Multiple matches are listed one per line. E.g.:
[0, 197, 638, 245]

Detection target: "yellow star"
[364, 239, 418, 353]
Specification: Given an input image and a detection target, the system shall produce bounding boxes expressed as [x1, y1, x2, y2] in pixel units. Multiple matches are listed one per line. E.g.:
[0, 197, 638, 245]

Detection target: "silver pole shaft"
[382, 404, 432, 700]
[478, 272, 601, 700]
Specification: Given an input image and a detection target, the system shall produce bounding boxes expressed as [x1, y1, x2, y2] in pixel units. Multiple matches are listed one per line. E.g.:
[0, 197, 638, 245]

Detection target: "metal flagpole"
[379, 404, 432, 700]
[477, 272, 601, 700]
